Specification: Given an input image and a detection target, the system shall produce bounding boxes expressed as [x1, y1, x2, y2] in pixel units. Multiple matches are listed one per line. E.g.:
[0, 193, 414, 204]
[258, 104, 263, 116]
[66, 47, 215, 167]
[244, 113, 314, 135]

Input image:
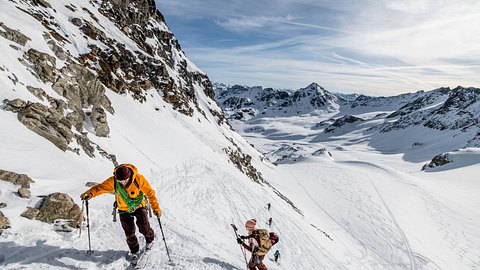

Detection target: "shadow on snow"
[202, 257, 242, 270]
[0, 240, 125, 269]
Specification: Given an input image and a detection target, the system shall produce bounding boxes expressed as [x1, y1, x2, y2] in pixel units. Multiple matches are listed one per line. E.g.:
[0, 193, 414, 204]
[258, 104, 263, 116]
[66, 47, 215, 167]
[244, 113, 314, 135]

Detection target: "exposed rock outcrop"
[215, 82, 339, 120]
[21, 193, 83, 228]
[466, 130, 480, 148]
[0, 22, 30, 46]
[25, 49, 57, 83]
[0, 211, 10, 234]
[4, 99, 116, 163]
[18, 187, 31, 199]
[422, 153, 452, 170]
[0, 169, 34, 188]
[90, 106, 110, 137]
[52, 62, 114, 134]
[12, 100, 73, 151]
[224, 147, 263, 183]
[26, 86, 47, 101]
[324, 115, 364, 133]
[85, 182, 99, 187]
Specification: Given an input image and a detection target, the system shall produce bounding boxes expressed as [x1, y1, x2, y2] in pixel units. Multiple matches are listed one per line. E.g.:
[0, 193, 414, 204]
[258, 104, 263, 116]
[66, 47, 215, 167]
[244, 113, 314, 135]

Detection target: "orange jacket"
[86, 164, 160, 213]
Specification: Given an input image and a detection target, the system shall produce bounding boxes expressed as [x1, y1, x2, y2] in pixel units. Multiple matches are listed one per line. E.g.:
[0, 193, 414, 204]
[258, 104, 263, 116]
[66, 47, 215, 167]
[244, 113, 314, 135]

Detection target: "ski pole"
[78, 200, 85, 237]
[145, 197, 153, 218]
[157, 217, 172, 262]
[85, 200, 94, 255]
[230, 224, 248, 269]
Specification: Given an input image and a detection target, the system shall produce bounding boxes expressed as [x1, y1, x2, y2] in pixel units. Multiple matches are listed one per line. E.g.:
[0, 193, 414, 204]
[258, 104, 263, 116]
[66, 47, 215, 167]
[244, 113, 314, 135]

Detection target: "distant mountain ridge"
[215, 83, 480, 160]
[215, 82, 339, 120]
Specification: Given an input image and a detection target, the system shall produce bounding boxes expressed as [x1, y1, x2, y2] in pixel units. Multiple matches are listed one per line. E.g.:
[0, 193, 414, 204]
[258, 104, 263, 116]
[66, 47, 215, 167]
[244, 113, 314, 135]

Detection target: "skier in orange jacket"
[80, 164, 161, 257]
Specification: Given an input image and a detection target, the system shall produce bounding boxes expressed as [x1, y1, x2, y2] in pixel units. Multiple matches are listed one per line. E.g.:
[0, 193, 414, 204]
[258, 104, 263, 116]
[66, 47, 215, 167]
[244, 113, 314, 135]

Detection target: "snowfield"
[0, 0, 479, 269]
[1, 86, 479, 269]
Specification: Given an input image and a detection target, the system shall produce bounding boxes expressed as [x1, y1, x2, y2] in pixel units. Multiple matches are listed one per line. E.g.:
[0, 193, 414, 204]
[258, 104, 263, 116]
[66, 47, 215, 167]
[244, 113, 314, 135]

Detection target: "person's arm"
[81, 177, 115, 199]
[243, 237, 259, 253]
[241, 242, 252, 252]
[139, 174, 161, 212]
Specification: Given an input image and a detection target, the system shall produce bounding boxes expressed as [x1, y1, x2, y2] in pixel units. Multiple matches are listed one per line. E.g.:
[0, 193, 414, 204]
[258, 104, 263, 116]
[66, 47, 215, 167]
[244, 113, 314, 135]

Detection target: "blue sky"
[156, 0, 480, 96]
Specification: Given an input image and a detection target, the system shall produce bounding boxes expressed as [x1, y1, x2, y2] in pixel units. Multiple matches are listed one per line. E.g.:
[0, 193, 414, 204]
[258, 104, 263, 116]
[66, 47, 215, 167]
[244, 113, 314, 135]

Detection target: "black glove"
[253, 246, 259, 253]
[236, 237, 243, 244]
[240, 235, 250, 239]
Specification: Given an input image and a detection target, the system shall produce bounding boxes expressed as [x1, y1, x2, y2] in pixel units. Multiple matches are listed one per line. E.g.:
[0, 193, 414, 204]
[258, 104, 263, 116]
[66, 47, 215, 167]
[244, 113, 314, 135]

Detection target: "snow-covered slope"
[215, 83, 480, 269]
[216, 83, 480, 159]
[1, 1, 479, 270]
[0, 0, 302, 269]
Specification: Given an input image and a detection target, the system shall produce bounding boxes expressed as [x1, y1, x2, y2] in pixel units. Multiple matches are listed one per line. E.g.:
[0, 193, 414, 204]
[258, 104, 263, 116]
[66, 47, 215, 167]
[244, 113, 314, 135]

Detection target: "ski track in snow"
[365, 175, 415, 270]
[277, 159, 436, 269]
[339, 160, 480, 269]
[339, 160, 416, 269]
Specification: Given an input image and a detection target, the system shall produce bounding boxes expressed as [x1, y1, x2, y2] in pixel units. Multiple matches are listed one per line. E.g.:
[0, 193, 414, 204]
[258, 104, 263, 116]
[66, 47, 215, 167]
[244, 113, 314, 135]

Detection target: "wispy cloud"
[215, 15, 345, 33]
[157, 0, 480, 95]
[215, 15, 296, 32]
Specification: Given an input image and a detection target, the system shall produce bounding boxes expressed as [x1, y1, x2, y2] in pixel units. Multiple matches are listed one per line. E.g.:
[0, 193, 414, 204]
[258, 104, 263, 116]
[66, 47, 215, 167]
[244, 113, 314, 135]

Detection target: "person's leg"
[248, 256, 257, 270]
[257, 257, 268, 270]
[120, 213, 139, 253]
[134, 207, 155, 244]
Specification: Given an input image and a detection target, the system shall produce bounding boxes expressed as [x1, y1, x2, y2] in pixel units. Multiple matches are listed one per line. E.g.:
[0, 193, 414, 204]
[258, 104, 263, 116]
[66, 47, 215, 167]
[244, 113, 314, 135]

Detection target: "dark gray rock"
[75, 134, 95, 157]
[31, 0, 52, 8]
[4, 98, 27, 113]
[325, 115, 364, 133]
[66, 111, 84, 132]
[70, 17, 83, 27]
[0, 203, 6, 208]
[25, 49, 57, 83]
[18, 187, 31, 199]
[85, 182, 98, 187]
[26, 86, 47, 101]
[422, 153, 452, 170]
[90, 106, 110, 137]
[52, 63, 113, 114]
[21, 207, 40, 220]
[0, 211, 10, 234]
[0, 169, 34, 188]
[47, 40, 68, 61]
[48, 98, 67, 114]
[17, 102, 73, 151]
[0, 22, 30, 46]
[34, 193, 83, 228]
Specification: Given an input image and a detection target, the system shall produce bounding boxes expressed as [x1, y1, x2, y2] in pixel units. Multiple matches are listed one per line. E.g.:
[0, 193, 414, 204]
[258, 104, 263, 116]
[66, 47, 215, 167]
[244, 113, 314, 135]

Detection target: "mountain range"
[215, 82, 480, 165]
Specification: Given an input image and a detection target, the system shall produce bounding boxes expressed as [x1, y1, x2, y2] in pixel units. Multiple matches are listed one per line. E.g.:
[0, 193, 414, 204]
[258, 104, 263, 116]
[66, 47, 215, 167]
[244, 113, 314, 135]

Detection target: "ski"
[133, 248, 151, 269]
[126, 248, 146, 270]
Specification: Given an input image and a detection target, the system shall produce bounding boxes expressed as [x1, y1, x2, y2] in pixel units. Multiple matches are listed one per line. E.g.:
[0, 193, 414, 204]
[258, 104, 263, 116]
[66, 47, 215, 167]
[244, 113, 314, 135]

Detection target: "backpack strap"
[112, 178, 118, 222]
[133, 178, 140, 189]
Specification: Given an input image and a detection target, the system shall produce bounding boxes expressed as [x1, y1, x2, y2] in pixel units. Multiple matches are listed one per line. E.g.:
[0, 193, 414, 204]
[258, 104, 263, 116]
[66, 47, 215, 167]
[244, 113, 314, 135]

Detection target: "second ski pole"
[85, 199, 94, 255]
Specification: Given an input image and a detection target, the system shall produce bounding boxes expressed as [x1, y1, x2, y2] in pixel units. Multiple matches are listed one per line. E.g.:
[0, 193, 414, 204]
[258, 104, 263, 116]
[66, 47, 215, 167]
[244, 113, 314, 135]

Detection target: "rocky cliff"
[0, 0, 225, 163]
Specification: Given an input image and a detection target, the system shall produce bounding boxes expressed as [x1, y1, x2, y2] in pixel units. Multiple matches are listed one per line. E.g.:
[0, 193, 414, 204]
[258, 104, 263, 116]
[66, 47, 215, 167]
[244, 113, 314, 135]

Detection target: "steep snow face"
[0, 1, 294, 269]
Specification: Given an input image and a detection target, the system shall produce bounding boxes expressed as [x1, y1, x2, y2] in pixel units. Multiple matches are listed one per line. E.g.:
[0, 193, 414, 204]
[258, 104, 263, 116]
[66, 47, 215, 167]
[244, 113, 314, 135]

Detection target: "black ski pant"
[120, 207, 154, 253]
